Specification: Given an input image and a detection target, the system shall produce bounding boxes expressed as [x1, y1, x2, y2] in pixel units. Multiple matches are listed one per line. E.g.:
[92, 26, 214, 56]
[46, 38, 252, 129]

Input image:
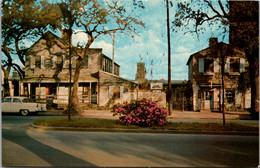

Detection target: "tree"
[172, 0, 259, 118]
[55, 0, 145, 114]
[1, 0, 61, 96]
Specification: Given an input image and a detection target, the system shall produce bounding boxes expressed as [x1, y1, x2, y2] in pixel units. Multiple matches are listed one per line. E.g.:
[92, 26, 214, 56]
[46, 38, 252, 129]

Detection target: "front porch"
[20, 81, 99, 109]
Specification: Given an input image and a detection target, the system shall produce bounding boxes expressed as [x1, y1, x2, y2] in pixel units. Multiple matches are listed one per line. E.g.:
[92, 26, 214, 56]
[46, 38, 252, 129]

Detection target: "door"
[91, 83, 98, 104]
[204, 91, 213, 110]
[11, 98, 22, 113]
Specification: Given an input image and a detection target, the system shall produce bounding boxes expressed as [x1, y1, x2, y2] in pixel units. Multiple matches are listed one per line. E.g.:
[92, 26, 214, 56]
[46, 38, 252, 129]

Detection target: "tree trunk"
[70, 57, 84, 114]
[3, 66, 11, 97]
[248, 52, 259, 119]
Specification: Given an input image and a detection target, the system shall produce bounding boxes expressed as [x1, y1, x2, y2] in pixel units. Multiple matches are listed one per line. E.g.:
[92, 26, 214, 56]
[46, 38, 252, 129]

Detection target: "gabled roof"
[186, 42, 245, 65]
[26, 31, 120, 66]
[25, 31, 68, 55]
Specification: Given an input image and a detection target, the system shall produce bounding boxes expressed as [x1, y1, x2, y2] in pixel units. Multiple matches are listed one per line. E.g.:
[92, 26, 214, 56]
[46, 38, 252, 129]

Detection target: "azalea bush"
[112, 99, 168, 127]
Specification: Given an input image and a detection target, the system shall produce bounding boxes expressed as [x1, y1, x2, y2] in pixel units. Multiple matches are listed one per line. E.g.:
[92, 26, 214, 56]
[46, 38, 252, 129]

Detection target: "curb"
[30, 124, 259, 136]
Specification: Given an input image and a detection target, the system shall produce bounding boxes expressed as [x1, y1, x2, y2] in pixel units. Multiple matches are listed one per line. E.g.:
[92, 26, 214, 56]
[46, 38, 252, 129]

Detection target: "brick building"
[187, 38, 251, 112]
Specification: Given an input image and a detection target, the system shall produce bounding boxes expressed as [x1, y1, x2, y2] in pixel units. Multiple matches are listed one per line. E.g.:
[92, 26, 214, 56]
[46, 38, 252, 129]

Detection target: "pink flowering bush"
[112, 99, 168, 127]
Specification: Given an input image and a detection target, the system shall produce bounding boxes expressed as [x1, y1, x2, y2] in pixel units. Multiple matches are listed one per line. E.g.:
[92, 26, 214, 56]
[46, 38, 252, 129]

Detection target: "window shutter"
[240, 58, 245, 73]
[214, 58, 220, 73]
[108, 86, 114, 98]
[52, 56, 57, 69]
[120, 86, 124, 98]
[199, 58, 204, 72]
[41, 56, 45, 69]
[224, 58, 230, 73]
[30, 56, 35, 69]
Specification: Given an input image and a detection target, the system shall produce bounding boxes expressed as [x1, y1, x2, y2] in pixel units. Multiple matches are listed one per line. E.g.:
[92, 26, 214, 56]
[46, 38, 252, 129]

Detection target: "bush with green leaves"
[112, 99, 168, 127]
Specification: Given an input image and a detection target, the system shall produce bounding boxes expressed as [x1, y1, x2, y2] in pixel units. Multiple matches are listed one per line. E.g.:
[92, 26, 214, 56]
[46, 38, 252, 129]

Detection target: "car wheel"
[20, 109, 29, 116]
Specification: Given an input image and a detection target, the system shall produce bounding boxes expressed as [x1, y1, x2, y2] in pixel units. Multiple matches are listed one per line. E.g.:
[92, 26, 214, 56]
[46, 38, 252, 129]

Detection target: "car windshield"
[22, 98, 34, 103]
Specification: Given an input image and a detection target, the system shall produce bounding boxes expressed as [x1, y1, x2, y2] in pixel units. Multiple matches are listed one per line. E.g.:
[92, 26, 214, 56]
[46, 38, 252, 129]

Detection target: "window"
[35, 56, 41, 68]
[57, 56, 63, 66]
[22, 98, 33, 103]
[204, 59, 214, 73]
[82, 56, 89, 68]
[199, 58, 213, 73]
[230, 58, 240, 72]
[13, 98, 21, 103]
[52, 56, 57, 69]
[3, 98, 12, 102]
[226, 89, 235, 103]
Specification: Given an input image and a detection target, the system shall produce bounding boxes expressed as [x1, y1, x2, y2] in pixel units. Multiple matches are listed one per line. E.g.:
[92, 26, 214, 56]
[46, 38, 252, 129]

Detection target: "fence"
[172, 100, 193, 111]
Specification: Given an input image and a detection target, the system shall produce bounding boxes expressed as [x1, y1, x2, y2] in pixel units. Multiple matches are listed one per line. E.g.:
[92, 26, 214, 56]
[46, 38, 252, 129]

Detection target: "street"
[2, 115, 259, 167]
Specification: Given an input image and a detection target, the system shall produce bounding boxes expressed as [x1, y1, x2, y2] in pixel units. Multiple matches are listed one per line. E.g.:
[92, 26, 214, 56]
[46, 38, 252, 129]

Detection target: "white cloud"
[90, 40, 113, 57]
[176, 46, 190, 53]
[72, 30, 88, 46]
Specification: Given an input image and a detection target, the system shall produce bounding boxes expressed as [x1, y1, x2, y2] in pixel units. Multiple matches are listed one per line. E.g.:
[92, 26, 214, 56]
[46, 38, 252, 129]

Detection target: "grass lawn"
[33, 118, 259, 132]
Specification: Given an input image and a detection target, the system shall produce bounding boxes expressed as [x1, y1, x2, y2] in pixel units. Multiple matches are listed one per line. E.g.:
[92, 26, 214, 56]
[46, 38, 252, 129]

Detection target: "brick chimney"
[209, 37, 218, 47]
[61, 29, 72, 41]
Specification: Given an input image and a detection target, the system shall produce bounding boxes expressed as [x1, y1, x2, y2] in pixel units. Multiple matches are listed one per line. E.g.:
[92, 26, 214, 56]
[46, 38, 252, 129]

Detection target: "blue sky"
[84, 0, 229, 80]
[11, 0, 229, 80]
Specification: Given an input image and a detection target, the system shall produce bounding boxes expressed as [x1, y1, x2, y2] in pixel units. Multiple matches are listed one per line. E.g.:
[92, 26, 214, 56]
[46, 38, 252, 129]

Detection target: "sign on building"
[150, 83, 163, 90]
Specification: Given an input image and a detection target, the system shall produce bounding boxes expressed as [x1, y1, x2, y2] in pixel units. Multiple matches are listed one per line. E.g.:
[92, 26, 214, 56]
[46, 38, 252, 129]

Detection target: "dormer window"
[35, 56, 41, 68]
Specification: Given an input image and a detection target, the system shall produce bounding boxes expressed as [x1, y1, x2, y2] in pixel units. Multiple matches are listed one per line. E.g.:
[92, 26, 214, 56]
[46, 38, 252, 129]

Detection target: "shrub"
[112, 99, 168, 127]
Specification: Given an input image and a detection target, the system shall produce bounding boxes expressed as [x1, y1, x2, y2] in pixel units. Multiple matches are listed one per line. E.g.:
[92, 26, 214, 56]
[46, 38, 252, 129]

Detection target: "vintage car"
[2, 96, 47, 116]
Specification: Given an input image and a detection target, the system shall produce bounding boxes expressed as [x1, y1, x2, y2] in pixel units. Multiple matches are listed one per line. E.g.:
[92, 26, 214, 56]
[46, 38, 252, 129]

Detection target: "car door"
[2, 98, 12, 112]
[11, 98, 23, 113]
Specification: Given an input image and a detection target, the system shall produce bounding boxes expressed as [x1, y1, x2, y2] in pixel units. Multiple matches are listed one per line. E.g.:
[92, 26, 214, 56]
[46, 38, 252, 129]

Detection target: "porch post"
[38, 82, 41, 100]
[57, 82, 60, 104]
[8, 81, 13, 96]
[20, 82, 24, 96]
[200, 90, 203, 111]
[28, 83, 31, 98]
[89, 82, 92, 104]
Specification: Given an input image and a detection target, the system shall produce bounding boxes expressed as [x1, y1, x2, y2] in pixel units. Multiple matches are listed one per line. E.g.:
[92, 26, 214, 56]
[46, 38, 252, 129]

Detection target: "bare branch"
[218, 0, 228, 17]
[204, 0, 223, 17]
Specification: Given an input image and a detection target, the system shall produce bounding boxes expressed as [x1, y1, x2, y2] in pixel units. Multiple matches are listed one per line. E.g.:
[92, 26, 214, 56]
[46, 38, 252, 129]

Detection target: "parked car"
[2, 96, 47, 116]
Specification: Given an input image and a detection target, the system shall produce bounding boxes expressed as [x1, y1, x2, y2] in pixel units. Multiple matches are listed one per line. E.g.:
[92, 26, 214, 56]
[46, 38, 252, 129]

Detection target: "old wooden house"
[187, 38, 251, 112]
[20, 31, 138, 107]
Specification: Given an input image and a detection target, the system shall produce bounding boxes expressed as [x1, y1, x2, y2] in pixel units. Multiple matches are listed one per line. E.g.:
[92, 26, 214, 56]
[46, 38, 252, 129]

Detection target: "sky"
[82, 0, 229, 80]
[9, 0, 229, 81]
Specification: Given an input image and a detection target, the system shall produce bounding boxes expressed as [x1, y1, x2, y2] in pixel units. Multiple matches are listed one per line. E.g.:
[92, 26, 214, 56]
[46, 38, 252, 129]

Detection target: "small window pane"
[22, 98, 33, 103]
[13, 98, 21, 103]
[3, 98, 12, 102]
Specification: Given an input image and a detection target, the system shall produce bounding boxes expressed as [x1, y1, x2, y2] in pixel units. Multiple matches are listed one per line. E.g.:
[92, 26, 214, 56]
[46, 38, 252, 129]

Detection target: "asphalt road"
[2, 115, 259, 167]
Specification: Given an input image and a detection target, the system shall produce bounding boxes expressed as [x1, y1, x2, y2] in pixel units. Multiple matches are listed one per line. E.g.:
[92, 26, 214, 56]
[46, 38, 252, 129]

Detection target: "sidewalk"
[34, 109, 258, 135]
[78, 109, 253, 120]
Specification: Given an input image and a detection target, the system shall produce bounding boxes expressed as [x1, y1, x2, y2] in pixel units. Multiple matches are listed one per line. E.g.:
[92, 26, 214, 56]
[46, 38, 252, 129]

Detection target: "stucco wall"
[99, 71, 138, 107]
[137, 90, 166, 108]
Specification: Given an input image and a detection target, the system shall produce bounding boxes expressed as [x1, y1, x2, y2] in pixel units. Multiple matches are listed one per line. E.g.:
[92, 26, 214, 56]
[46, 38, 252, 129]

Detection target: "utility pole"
[166, 0, 172, 115]
[112, 30, 115, 74]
